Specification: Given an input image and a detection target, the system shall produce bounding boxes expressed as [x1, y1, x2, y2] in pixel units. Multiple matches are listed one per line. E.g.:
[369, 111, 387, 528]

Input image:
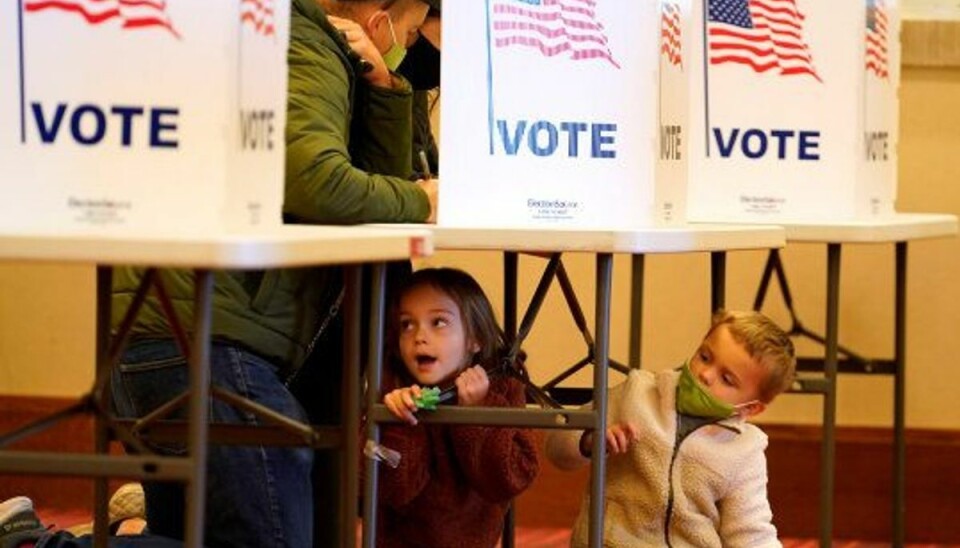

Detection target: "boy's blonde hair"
[708, 310, 796, 402]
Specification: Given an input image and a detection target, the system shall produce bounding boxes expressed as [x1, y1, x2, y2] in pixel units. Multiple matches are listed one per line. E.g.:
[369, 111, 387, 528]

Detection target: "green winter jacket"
[111, 0, 430, 376]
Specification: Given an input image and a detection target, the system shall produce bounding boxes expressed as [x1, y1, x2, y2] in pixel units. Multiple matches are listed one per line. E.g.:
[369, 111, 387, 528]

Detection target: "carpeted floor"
[505, 529, 960, 548]
[30, 506, 960, 548]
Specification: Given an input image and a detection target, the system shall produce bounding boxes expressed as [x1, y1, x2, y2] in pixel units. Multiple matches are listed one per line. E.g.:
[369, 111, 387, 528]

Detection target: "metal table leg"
[893, 242, 907, 547]
[628, 255, 644, 370]
[586, 253, 612, 548]
[501, 252, 518, 548]
[185, 269, 214, 548]
[711, 251, 726, 313]
[93, 267, 112, 548]
[342, 265, 363, 548]
[819, 244, 841, 547]
[361, 264, 388, 548]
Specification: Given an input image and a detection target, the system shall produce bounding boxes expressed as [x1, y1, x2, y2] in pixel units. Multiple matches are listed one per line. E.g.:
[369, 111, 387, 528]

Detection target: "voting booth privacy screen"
[686, 0, 900, 223]
[0, 0, 289, 234]
[439, 0, 691, 229]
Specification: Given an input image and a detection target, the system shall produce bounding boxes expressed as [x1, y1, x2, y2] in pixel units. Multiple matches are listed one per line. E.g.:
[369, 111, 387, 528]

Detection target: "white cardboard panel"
[439, 0, 692, 229]
[0, 0, 289, 234]
[686, 0, 900, 223]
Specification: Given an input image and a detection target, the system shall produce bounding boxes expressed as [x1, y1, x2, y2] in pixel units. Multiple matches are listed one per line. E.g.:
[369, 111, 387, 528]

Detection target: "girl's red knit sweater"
[365, 374, 540, 548]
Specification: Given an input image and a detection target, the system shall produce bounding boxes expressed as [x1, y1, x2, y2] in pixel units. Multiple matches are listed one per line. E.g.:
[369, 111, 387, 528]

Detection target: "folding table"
[0, 225, 432, 548]
[361, 223, 785, 548]
[750, 212, 958, 547]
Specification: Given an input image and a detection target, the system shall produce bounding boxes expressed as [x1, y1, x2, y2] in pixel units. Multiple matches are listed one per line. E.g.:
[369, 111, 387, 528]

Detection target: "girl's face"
[397, 284, 479, 386]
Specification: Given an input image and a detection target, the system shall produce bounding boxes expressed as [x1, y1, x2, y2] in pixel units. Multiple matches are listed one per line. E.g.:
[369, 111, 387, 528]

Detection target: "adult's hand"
[416, 178, 438, 223]
[328, 15, 392, 88]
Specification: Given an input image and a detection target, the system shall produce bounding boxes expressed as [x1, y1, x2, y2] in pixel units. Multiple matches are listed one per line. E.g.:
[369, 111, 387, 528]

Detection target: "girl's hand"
[384, 385, 423, 425]
[604, 422, 639, 455]
[455, 365, 490, 407]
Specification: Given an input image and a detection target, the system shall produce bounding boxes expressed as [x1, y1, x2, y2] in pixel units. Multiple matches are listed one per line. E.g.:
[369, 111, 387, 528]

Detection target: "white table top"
[0, 225, 433, 269]
[371, 223, 786, 254]
[774, 213, 958, 243]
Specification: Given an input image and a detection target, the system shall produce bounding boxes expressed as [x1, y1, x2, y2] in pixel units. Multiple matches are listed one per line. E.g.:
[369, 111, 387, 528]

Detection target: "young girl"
[367, 267, 539, 548]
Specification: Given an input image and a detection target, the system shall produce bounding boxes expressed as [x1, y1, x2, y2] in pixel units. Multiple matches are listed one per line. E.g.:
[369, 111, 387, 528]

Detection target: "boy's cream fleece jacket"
[546, 369, 781, 548]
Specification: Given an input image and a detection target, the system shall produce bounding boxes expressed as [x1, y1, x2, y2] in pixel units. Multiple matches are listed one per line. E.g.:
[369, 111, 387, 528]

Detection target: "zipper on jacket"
[663, 413, 682, 548]
[664, 412, 735, 546]
[285, 287, 345, 385]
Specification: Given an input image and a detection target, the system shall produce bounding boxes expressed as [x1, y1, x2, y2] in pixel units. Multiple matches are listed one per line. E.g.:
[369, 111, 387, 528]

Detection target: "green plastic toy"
[413, 387, 441, 410]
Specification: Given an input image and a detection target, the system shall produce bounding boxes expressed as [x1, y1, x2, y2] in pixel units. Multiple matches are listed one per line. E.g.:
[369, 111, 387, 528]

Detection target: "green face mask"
[676, 361, 755, 419]
[382, 15, 407, 72]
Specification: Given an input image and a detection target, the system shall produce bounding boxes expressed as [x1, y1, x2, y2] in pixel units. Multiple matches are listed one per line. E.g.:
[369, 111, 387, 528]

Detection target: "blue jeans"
[111, 339, 313, 548]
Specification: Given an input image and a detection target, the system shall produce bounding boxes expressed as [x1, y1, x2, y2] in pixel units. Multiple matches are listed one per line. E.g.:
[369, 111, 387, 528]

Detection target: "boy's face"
[689, 324, 767, 413]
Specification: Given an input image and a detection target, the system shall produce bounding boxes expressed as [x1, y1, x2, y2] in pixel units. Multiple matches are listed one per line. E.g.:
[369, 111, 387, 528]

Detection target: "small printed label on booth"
[662, 202, 676, 222]
[68, 196, 132, 225]
[246, 202, 263, 225]
[739, 195, 785, 215]
[527, 198, 580, 221]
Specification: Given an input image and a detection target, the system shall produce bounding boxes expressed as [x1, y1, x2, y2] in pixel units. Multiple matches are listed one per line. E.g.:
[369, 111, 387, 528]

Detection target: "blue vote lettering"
[528, 120, 557, 156]
[496, 119, 616, 158]
[712, 127, 820, 160]
[31, 102, 179, 148]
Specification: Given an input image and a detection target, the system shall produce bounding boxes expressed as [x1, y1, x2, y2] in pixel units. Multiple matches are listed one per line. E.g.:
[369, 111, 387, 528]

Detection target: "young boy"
[545, 310, 796, 547]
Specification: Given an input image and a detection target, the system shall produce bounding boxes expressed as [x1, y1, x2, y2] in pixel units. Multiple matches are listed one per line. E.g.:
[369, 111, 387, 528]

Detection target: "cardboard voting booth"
[0, 0, 290, 234]
[439, 0, 691, 229]
[686, 0, 900, 223]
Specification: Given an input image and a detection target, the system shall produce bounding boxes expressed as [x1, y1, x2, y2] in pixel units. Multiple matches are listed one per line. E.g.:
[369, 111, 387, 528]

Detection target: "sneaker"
[65, 483, 147, 537]
[107, 483, 145, 532]
[0, 496, 46, 548]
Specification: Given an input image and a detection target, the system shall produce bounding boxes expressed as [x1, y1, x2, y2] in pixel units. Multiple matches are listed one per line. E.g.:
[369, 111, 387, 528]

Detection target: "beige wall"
[0, 263, 94, 396]
[2, 67, 958, 430]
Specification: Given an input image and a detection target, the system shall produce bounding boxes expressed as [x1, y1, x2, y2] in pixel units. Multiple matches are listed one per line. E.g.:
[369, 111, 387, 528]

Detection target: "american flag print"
[24, 0, 180, 39]
[865, 0, 888, 78]
[707, 0, 820, 81]
[490, 0, 620, 69]
[661, 1, 682, 66]
[241, 0, 275, 37]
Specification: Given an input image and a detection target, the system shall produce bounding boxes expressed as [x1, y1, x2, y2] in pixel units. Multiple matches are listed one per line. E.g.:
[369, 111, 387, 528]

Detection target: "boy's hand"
[455, 365, 490, 406]
[384, 385, 423, 425]
[604, 422, 639, 455]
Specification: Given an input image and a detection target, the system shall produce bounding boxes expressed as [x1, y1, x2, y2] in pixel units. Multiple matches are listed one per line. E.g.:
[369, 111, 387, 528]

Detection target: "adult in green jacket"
[109, 1, 435, 546]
